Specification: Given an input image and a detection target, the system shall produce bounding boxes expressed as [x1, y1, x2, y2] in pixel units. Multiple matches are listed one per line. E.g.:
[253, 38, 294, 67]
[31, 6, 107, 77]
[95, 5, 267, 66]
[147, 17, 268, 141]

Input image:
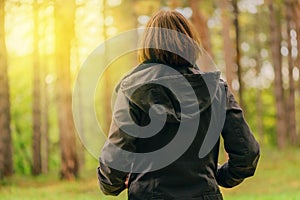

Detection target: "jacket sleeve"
[97, 158, 127, 196]
[97, 99, 141, 196]
[216, 84, 260, 188]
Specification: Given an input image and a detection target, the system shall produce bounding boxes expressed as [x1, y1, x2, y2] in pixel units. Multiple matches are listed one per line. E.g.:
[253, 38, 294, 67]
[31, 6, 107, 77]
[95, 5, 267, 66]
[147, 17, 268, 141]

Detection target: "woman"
[97, 10, 260, 200]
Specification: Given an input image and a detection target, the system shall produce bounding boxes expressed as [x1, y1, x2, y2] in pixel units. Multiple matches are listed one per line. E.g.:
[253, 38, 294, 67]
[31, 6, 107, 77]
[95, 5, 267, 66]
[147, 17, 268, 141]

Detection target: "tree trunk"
[74, 35, 85, 175]
[102, 0, 112, 134]
[232, 0, 243, 108]
[268, 2, 287, 149]
[75, 100, 85, 175]
[254, 8, 264, 144]
[41, 51, 49, 174]
[219, 0, 236, 93]
[292, 0, 300, 140]
[41, 68, 49, 174]
[0, 0, 13, 179]
[55, 0, 78, 180]
[189, 0, 213, 57]
[39, 2, 50, 175]
[32, 0, 42, 176]
[285, 0, 297, 145]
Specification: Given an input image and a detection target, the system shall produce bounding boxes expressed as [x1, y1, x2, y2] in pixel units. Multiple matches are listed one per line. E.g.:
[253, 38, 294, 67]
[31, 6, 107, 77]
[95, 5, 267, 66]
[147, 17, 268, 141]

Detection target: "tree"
[292, 0, 300, 139]
[189, 0, 213, 56]
[101, 0, 139, 133]
[0, 0, 13, 179]
[219, 0, 236, 93]
[54, 0, 78, 180]
[102, 0, 112, 134]
[268, 1, 287, 149]
[254, 8, 264, 143]
[32, 0, 42, 175]
[41, 58, 49, 174]
[40, 2, 50, 174]
[285, 0, 297, 145]
[232, 0, 243, 108]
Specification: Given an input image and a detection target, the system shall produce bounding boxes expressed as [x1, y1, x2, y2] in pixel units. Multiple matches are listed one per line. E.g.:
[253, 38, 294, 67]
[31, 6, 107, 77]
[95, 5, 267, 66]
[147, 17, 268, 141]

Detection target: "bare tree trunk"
[219, 0, 236, 93]
[41, 65, 49, 174]
[232, 0, 243, 108]
[215, 0, 231, 160]
[292, 0, 300, 141]
[189, 0, 213, 57]
[254, 9, 264, 144]
[294, 0, 300, 89]
[102, 0, 112, 134]
[295, 1, 300, 69]
[55, 0, 78, 180]
[32, 0, 42, 176]
[0, 0, 13, 179]
[100, 0, 138, 134]
[286, 0, 297, 145]
[39, 2, 50, 175]
[75, 84, 85, 175]
[41, 53, 49, 174]
[268, 2, 287, 149]
[74, 32, 85, 175]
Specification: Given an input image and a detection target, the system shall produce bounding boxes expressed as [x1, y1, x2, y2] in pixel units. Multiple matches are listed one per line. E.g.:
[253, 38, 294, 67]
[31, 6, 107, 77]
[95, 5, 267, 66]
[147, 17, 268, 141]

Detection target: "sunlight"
[138, 15, 150, 25]
[293, 67, 299, 81]
[6, 7, 34, 56]
[105, 16, 114, 26]
[108, 0, 122, 7]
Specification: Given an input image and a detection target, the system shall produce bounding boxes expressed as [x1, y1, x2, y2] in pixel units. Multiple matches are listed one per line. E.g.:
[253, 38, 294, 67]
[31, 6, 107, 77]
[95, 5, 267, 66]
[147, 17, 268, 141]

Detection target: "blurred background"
[0, 0, 300, 199]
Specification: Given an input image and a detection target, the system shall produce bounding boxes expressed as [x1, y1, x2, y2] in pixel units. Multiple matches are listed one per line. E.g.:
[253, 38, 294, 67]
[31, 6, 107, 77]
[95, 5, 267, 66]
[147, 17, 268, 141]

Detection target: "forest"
[0, 0, 300, 199]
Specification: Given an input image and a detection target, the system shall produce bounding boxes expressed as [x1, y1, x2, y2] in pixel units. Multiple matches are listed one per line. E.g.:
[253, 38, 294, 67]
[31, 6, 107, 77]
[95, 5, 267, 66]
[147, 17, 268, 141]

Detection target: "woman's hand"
[125, 176, 129, 188]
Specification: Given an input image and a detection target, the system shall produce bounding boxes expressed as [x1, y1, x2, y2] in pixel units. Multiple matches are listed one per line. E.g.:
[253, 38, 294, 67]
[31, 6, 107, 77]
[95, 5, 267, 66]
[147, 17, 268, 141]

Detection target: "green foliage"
[243, 87, 276, 145]
[9, 56, 33, 175]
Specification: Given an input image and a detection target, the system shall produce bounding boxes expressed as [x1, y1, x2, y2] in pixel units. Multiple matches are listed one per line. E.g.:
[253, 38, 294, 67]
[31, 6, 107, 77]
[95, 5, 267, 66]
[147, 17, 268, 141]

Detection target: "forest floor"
[1, 147, 300, 200]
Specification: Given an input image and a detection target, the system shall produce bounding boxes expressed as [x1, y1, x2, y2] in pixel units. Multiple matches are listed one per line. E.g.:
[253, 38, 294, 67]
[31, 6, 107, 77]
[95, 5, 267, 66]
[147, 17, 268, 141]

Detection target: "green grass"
[221, 147, 300, 200]
[1, 147, 300, 200]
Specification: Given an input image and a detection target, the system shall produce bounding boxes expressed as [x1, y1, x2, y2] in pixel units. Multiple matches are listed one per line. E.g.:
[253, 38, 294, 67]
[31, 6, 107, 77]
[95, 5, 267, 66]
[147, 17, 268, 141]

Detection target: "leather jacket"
[97, 63, 260, 200]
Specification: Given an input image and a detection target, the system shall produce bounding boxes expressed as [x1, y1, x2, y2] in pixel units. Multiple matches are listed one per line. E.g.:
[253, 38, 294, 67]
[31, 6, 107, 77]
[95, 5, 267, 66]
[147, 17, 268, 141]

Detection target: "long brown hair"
[138, 10, 201, 67]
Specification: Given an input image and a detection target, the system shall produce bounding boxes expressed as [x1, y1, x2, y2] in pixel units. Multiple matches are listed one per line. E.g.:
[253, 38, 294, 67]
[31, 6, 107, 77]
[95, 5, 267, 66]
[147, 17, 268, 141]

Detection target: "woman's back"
[97, 10, 260, 200]
[128, 72, 222, 199]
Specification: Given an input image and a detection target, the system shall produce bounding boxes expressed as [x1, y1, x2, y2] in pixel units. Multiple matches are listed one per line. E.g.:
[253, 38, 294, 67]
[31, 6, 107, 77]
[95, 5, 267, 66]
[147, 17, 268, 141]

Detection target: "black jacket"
[97, 63, 260, 200]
